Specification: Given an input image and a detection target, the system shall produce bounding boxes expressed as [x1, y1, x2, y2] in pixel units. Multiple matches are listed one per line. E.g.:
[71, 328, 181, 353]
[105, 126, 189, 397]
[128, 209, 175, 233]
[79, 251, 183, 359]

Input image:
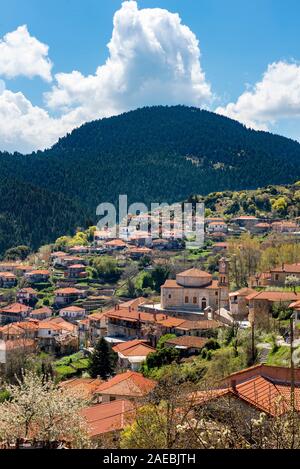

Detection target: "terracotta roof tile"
[95, 371, 156, 397]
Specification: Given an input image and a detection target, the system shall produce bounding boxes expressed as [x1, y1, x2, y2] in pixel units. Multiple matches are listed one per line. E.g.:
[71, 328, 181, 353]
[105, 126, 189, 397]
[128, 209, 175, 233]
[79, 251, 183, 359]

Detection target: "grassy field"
[54, 352, 89, 380]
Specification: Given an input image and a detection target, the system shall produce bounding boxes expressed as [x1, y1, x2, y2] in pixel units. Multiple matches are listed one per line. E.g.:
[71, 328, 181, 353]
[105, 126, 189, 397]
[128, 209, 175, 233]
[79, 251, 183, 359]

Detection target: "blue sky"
[1, 0, 300, 152]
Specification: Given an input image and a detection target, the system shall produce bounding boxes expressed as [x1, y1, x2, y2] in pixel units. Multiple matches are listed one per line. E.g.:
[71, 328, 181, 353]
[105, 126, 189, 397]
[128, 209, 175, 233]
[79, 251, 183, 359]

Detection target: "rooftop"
[95, 370, 156, 397]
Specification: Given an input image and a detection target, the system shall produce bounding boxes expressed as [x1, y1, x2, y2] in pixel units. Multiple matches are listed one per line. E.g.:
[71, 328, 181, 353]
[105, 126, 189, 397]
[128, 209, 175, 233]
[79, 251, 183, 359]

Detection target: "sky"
[1, 0, 300, 153]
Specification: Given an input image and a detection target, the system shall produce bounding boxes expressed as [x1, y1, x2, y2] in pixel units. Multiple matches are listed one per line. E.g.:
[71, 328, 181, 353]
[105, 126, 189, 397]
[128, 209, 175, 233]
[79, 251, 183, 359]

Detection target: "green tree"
[4, 245, 31, 261]
[146, 347, 180, 370]
[151, 265, 170, 292]
[88, 338, 117, 379]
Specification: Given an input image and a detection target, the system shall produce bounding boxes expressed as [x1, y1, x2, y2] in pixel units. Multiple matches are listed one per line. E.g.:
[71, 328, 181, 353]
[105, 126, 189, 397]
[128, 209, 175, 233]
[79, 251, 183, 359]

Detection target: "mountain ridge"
[1, 105, 300, 254]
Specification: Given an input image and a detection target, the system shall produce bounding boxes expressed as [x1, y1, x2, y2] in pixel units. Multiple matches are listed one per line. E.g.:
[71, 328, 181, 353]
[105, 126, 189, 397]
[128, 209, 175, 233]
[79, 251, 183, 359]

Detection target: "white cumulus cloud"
[216, 61, 300, 131]
[0, 90, 71, 153]
[0, 1, 212, 153]
[45, 0, 212, 121]
[0, 25, 52, 82]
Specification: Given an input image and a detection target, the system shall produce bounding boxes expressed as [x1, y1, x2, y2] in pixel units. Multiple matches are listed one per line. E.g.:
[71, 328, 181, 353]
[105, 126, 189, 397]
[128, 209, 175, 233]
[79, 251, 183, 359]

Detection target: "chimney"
[282, 263, 285, 271]
[129, 306, 131, 312]
[231, 379, 237, 392]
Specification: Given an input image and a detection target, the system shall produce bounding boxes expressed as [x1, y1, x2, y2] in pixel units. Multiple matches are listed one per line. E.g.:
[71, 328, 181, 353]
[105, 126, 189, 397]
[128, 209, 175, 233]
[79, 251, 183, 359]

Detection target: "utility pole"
[251, 320, 255, 364]
[290, 314, 295, 410]
[290, 313, 296, 449]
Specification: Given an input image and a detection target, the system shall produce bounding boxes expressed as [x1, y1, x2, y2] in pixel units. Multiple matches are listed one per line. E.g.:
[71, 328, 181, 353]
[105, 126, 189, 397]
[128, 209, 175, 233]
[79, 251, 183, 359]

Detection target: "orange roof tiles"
[165, 336, 209, 349]
[95, 371, 156, 397]
[1, 303, 31, 314]
[81, 400, 135, 437]
[246, 291, 300, 302]
[0, 272, 16, 278]
[113, 340, 155, 357]
[229, 287, 257, 297]
[271, 263, 300, 273]
[60, 377, 102, 399]
[60, 306, 85, 312]
[55, 287, 81, 294]
[104, 239, 127, 247]
[177, 268, 212, 279]
[195, 364, 300, 416]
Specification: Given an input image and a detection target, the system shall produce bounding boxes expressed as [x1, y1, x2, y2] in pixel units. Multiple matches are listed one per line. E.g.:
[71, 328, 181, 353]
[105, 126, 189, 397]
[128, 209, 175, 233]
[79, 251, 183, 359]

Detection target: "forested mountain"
[0, 177, 87, 255]
[1, 105, 300, 253]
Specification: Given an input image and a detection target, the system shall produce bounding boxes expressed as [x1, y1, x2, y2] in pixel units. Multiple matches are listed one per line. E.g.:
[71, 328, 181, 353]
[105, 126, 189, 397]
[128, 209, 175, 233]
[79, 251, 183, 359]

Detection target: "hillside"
[0, 177, 87, 255]
[197, 183, 300, 219]
[1, 105, 300, 253]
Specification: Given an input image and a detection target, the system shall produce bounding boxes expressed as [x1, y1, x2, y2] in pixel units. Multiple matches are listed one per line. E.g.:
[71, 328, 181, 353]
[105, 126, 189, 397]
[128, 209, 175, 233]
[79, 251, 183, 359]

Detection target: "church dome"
[176, 268, 212, 287]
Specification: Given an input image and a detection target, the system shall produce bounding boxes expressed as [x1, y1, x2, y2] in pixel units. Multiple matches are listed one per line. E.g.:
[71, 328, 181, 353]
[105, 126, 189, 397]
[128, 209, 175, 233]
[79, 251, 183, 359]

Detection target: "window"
[168, 294, 172, 299]
[185, 296, 189, 303]
[215, 291, 218, 296]
[275, 274, 279, 281]
[201, 298, 207, 310]
[110, 396, 116, 402]
[193, 297, 197, 304]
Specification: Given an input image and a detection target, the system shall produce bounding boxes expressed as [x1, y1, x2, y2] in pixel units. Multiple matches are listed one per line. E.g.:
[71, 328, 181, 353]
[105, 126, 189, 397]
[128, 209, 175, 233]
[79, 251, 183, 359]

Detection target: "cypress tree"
[88, 337, 117, 379]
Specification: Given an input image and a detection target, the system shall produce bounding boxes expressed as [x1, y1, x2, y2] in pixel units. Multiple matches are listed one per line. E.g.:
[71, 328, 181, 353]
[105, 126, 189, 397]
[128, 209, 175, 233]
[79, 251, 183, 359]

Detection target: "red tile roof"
[95, 371, 156, 397]
[246, 291, 300, 302]
[113, 340, 155, 357]
[194, 364, 300, 416]
[26, 269, 50, 275]
[81, 400, 135, 437]
[55, 288, 81, 295]
[165, 336, 209, 349]
[177, 268, 212, 279]
[1, 303, 31, 314]
[271, 263, 300, 273]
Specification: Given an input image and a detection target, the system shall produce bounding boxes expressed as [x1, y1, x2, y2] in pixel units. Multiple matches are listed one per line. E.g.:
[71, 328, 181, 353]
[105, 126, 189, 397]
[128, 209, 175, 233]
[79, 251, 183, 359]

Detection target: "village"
[1, 209, 300, 446]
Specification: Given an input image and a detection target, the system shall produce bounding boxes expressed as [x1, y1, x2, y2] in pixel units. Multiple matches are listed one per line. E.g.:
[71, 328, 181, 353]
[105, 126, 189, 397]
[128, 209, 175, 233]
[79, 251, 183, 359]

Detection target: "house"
[229, 287, 257, 320]
[85, 311, 107, 345]
[194, 364, 300, 417]
[54, 287, 83, 306]
[126, 246, 152, 260]
[51, 251, 68, 266]
[104, 239, 127, 251]
[0, 323, 26, 340]
[246, 290, 300, 327]
[112, 339, 155, 371]
[249, 271, 271, 288]
[81, 400, 135, 439]
[29, 306, 52, 320]
[207, 221, 228, 233]
[24, 270, 50, 284]
[212, 242, 228, 254]
[94, 370, 156, 403]
[37, 317, 78, 353]
[231, 216, 259, 229]
[60, 377, 102, 401]
[252, 222, 271, 234]
[164, 335, 209, 356]
[17, 287, 38, 306]
[160, 259, 229, 313]
[0, 339, 36, 369]
[0, 303, 32, 324]
[0, 272, 17, 288]
[271, 221, 299, 233]
[94, 230, 113, 244]
[59, 305, 87, 321]
[69, 245, 89, 254]
[269, 263, 300, 286]
[59, 256, 84, 268]
[66, 264, 87, 279]
[105, 305, 166, 341]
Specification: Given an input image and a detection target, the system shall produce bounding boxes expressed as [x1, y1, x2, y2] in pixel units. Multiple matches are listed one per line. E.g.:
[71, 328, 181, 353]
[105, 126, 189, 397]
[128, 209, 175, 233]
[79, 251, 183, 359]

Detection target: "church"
[161, 258, 229, 313]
